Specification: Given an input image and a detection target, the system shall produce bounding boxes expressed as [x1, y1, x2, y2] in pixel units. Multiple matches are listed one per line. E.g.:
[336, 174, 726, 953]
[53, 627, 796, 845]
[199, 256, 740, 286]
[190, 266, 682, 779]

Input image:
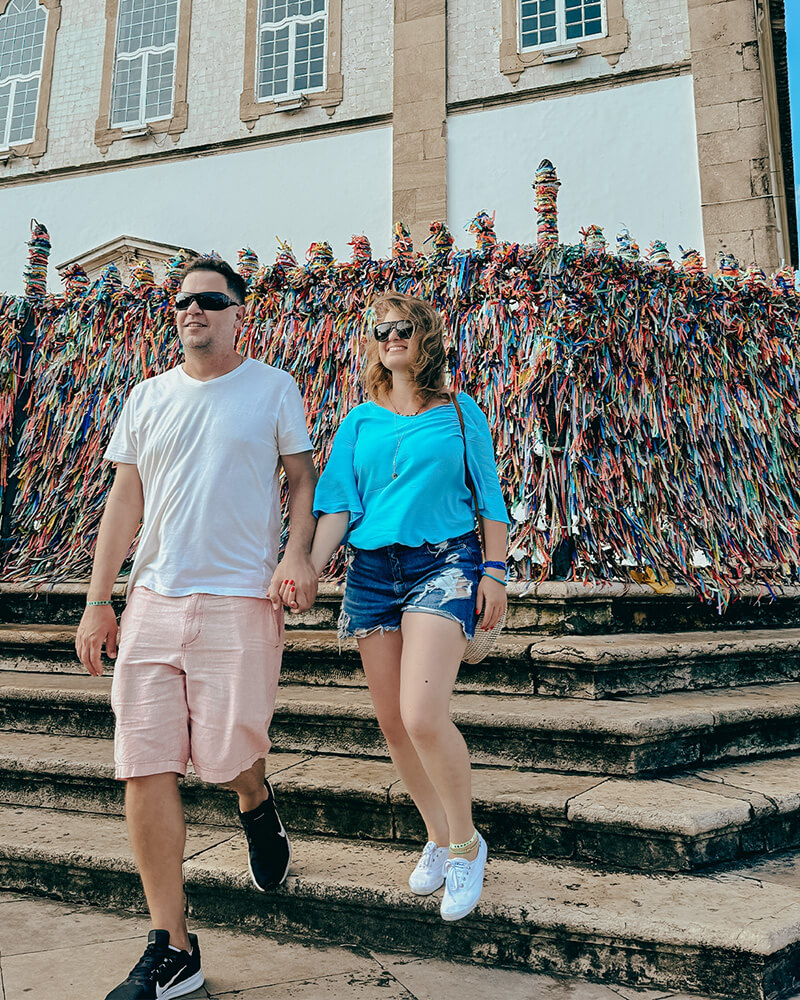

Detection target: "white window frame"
[0, 0, 47, 150]
[518, 0, 607, 53]
[110, 0, 179, 129]
[256, 0, 328, 104]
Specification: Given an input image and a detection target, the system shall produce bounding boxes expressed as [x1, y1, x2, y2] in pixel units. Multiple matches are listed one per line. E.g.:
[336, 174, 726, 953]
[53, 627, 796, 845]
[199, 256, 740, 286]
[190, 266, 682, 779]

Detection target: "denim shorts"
[339, 531, 482, 641]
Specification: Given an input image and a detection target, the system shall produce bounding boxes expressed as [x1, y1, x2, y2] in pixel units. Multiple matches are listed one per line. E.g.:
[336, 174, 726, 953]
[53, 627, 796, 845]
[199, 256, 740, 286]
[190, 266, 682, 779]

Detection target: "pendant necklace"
[388, 392, 423, 480]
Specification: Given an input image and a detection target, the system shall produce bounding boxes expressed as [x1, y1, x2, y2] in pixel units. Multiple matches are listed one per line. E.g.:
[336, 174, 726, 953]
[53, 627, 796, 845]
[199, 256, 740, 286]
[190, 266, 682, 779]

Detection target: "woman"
[296, 291, 509, 921]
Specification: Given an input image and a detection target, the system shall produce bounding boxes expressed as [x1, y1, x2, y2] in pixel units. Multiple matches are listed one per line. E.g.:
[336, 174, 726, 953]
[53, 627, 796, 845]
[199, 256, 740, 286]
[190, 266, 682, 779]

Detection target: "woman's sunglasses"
[374, 319, 414, 342]
[175, 291, 240, 311]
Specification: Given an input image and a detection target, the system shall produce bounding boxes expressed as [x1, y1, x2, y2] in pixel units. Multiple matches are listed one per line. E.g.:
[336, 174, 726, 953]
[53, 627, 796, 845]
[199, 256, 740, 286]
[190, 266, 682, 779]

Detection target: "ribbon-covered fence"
[1, 162, 799, 604]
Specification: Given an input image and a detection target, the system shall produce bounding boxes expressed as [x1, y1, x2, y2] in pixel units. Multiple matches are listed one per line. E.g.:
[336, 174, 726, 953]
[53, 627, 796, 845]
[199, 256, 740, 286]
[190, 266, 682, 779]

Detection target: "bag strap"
[450, 391, 486, 555]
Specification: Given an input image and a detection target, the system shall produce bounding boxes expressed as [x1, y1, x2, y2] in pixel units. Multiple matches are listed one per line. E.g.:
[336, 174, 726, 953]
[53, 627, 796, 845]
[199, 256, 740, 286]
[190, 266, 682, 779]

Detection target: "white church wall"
[447, 74, 705, 254]
[0, 126, 392, 295]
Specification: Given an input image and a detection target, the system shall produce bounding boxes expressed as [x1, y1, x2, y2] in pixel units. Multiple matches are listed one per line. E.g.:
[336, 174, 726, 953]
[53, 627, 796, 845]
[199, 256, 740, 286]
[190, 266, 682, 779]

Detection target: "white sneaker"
[440, 833, 488, 921]
[408, 841, 449, 895]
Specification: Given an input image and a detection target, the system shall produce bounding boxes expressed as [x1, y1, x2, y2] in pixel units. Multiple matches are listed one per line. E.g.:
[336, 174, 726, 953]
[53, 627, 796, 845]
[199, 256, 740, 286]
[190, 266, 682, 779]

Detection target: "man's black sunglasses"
[374, 319, 414, 342]
[175, 291, 241, 312]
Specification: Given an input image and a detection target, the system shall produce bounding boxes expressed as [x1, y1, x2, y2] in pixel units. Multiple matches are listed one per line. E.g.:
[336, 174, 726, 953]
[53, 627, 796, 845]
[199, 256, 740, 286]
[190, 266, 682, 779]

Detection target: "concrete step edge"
[5, 622, 800, 663]
[6, 674, 800, 775]
[4, 672, 800, 737]
[0, 623, 533, 656]
[531, 629, 800, 665]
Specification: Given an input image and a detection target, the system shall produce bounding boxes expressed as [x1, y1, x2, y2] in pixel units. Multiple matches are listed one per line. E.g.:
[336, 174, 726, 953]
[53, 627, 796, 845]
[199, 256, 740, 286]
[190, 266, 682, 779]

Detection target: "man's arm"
[75, 462, 144, 676]
[268, 450, 319, 612]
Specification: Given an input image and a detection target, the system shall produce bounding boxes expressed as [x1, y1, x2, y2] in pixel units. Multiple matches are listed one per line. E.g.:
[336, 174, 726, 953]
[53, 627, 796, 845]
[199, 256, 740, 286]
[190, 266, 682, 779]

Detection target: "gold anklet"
[449, 830, 478, 854]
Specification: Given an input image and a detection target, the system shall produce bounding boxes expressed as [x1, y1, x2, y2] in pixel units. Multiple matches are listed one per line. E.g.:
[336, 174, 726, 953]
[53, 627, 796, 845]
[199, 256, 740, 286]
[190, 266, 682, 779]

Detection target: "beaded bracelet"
[86, 600, 113, 606]
[482, 572, 507, 586]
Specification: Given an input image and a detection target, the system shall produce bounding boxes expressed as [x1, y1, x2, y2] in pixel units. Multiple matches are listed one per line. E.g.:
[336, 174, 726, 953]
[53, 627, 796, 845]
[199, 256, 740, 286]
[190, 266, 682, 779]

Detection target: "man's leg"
[225, 757, 267, 812]
[223, 756, 291, 891]
[188, 596, 288, 891]
[106, 589, 202, 998]
[125, 772, 190, 952]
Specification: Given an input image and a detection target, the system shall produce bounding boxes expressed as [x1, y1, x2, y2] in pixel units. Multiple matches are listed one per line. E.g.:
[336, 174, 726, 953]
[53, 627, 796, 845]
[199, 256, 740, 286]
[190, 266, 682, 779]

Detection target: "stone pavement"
[0, 891, 723, 1000]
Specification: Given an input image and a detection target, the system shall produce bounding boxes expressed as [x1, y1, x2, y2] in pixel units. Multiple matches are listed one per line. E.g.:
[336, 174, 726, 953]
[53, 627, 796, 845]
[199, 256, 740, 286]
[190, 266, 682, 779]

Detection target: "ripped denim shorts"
[339, 531, 482, 641]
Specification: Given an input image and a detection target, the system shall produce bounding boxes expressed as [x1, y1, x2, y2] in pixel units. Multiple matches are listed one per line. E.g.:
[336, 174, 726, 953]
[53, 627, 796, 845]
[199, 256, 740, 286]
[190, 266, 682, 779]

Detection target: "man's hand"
[273, 451, 318, 612]
[76, 604, 119, 676]
[268, 553, 318, 612]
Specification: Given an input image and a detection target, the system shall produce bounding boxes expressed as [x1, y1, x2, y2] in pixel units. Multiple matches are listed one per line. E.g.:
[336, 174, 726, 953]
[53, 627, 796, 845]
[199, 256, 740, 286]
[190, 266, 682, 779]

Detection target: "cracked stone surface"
[183, 824, 800, 955]
[0, 802, 232, 867]
[12, 730, 800, 870]
[688, 758, 800, 815]
[566, 778, 754, 835]
[7, 803, 800, 958]
[0, 892, 726, 1000]
[9, 672, 800, 741]
[528, 629, 800, 665]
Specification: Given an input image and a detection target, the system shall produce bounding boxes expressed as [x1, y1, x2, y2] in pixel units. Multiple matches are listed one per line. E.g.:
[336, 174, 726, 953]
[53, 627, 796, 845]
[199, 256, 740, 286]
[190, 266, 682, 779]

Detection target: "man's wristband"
[86, 600, 113, 607]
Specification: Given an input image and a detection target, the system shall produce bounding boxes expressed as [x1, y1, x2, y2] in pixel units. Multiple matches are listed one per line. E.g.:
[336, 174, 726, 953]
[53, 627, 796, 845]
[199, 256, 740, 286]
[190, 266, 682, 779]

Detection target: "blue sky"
[787, 3, 800, 237]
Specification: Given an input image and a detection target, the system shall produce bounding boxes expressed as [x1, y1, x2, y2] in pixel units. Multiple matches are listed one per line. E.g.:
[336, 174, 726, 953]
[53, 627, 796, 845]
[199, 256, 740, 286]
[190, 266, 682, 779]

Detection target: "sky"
[787, 2, 800, 237]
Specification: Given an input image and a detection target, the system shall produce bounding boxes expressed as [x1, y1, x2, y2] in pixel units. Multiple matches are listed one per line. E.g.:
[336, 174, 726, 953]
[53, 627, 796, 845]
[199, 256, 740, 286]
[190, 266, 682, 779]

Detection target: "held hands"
[268, 553, 319, 613]
[75, 604, 118, 676]
[475, 575, 507, 631]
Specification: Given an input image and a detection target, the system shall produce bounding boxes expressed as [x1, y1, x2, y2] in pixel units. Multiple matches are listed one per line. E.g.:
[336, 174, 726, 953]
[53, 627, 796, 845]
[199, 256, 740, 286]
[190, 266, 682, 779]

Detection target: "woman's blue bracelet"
[482, 572, 507, 586]
[480, 561, 507, 573]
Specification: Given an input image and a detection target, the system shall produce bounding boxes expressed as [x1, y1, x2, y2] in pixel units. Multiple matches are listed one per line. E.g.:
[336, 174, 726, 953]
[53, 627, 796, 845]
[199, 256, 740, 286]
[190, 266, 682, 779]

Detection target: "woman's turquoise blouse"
[313, 393, 510, 550]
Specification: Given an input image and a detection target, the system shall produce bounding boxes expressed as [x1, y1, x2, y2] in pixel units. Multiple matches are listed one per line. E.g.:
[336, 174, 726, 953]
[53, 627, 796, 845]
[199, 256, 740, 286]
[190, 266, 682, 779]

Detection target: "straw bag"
[450, 393, 506, 664]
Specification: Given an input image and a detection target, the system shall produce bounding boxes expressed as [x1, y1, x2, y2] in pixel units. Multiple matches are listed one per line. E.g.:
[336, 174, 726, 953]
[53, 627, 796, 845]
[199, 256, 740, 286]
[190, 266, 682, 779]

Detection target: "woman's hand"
[475, 574, 507, 630]
[269, 553, 318, 612]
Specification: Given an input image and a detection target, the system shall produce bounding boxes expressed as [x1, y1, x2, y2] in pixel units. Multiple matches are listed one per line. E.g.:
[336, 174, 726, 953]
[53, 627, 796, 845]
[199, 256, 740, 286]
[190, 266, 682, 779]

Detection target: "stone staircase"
[3, 581, 800, 998]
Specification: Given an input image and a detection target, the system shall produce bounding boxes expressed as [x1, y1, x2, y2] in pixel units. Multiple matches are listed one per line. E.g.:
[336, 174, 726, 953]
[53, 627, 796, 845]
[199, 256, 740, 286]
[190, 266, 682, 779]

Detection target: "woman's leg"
[398, 612, 478, 860]
[358, 628, 450, 847]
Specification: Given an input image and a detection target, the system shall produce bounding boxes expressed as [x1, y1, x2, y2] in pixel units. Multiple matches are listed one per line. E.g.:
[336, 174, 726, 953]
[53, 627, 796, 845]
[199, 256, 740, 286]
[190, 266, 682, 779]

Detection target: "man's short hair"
[181, 256, 247, 304]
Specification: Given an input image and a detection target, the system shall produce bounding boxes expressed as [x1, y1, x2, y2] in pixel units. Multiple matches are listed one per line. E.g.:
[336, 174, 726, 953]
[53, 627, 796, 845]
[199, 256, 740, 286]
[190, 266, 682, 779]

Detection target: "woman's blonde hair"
[362, 292, 449, 405]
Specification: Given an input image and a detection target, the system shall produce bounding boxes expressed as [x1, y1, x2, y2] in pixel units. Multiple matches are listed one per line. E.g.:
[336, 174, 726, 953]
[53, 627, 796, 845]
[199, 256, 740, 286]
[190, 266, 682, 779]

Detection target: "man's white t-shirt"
[104, 358, 312, 598]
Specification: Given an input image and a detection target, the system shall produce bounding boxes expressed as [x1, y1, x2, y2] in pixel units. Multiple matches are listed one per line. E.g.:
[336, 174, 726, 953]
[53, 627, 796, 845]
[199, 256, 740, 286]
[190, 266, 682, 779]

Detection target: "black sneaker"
[238, 779, 292, 891]
[105, 929, 203, 1000]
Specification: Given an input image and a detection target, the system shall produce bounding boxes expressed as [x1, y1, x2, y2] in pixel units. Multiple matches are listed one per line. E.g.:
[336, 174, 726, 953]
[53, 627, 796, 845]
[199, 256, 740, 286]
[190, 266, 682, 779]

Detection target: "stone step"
[8, 623, 800, 702]
[0, 623, 536, 695]
[4, 581, 800, 635]
[530, 628, 800, 699]
[5, 670, 800, 776]
[6, 730, 800, 873]
[3, 802, 800, 998]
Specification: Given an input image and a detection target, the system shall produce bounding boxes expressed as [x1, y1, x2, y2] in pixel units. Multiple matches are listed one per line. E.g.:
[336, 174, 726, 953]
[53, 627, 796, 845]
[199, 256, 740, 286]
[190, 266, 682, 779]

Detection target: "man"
[76, 257, 318, 1000]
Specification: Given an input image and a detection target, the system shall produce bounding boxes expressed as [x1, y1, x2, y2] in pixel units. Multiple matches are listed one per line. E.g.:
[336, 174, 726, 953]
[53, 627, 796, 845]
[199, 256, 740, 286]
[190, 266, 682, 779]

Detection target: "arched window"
[519, 0, 605, 51]
[95, 0, 190, 152]
[500, 0, 627, 82]
[240, 0, 342, 124]
[257, 0, 327, 102]
[110, 0, 180, 128]
[0, 0, 48, 149]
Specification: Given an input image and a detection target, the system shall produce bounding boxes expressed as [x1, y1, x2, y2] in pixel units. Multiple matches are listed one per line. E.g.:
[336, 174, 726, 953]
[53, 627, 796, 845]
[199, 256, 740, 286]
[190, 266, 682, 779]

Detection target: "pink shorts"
[111, 587, 284, 783]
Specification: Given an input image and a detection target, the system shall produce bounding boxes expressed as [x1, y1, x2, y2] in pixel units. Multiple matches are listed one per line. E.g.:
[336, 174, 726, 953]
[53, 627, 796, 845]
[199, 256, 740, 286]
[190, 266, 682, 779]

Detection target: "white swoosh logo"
[156, 968, 184, 997]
